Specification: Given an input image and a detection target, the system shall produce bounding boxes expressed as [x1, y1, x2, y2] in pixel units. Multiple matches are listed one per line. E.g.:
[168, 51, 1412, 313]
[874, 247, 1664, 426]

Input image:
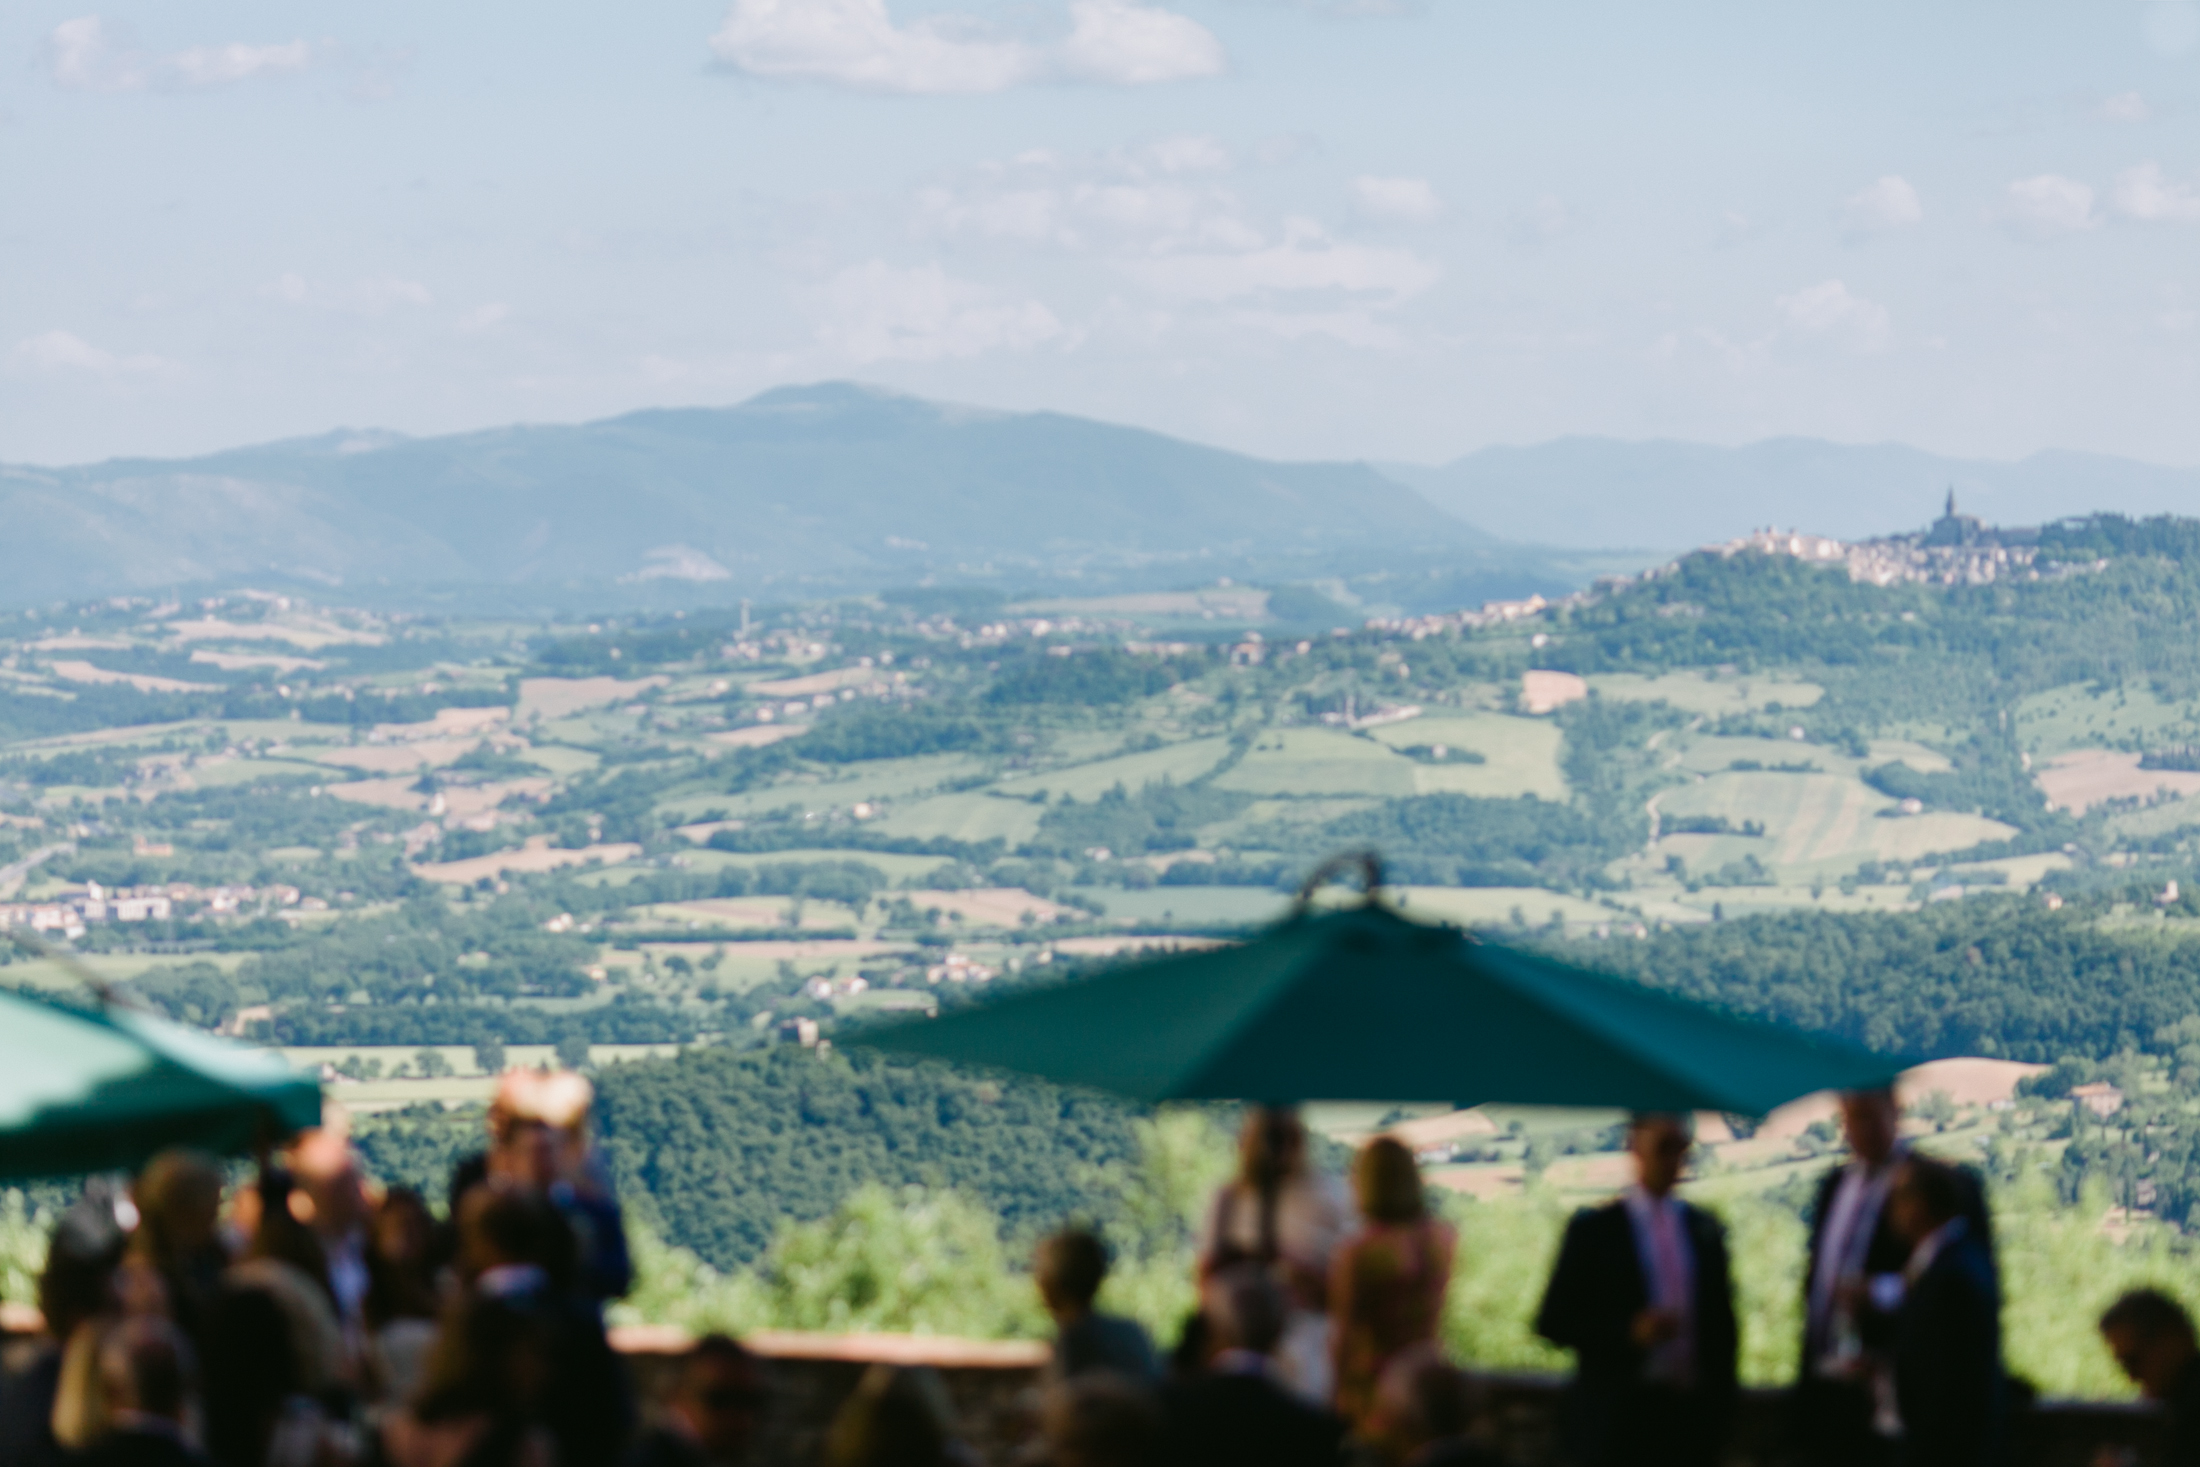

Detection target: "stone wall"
[623, 1329, 2172, 1467]
[2, 1315, 2170, 1466]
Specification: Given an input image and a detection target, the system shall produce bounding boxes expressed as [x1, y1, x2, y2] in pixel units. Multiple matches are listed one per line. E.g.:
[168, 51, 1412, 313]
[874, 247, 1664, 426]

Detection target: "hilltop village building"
[1364, 494, 2082, 639]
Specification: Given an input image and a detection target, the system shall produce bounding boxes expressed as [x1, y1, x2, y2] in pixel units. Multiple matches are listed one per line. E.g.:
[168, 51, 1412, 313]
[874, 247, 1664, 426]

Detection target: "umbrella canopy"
[857, 891, 1907, 1116]
[0, 985, 323, 1182]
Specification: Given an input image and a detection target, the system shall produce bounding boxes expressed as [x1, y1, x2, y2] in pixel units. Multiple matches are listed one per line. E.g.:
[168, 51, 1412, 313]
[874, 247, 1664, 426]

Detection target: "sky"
[2, 0, 2198, 470]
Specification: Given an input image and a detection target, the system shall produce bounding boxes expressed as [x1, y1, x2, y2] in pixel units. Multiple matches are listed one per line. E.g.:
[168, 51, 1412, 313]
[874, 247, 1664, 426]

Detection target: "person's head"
[823, 1364, 956, 1467]
[671, 1334, 768, 1466]
[1839, 1087, 1901, 1167]
[1627, 1113, 1693, 1198]
[373, 1186, 435, 1267]
[1887, 1156, 1967, 1246]
[243, 1168, 332, 1298]
[1237, 1106, 1307, 1191]
[1034, 1228, 1109, 1320]
[1369, 1344, 1478, 1462]
[40, 1203, 126, 1343]
[2100, 1290, 2199, 1399]
[489, 1070, 593, 1190]
[1356, 1136, 1427, 1225]
[412, 1294, 554, 1423]
[98, 1316, 196, 1427]
[457, 1180, 571, 1285]
[286, 1125, 370, 1238]
[1039, 1373, 1161, 1467]
[1204, 1264, 1287, 1359]
[132, 1150, 225, 1269]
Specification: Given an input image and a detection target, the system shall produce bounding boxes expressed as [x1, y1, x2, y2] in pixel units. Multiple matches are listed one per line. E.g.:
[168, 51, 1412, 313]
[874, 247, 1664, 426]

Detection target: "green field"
[0, 951, 250, 992]
[994, 736, 1233, 800]
[659, 753, 993, 823]
[2017, 681, 2200, 757]
[1066, 885, 1292, 926]
[1586, 670, 1825, 714]
[1651, 770, 2016, 882]
[1213, 727, 1422, 798]
[872, 790, 1048, 844]
[1364, 712, 1568, 799]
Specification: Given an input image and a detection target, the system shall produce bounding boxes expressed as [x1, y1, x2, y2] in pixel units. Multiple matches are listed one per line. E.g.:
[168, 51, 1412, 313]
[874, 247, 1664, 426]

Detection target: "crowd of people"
[2, 1076, 2198, 1467]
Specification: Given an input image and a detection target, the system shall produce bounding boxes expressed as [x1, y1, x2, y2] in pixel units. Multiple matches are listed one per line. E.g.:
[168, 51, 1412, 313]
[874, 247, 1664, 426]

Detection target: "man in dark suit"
[1535, 1113, 1738, 1467]
[1793, 1087, 1994, 1467]
[1161, 1263, 1347, 1467]
[79, 1317, 209, 1467]
[2100, 1289, 2200, 1467]
[2094, 1293, 2200, 1460]
[1887, 1157, 2005, 1467]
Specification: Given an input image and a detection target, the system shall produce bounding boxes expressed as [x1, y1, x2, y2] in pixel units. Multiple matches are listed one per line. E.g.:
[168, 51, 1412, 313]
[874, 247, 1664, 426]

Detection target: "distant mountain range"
[8, 384, 2199, 613]
[0, 383, 1535, 611]
[1381, 438, 2200, 551]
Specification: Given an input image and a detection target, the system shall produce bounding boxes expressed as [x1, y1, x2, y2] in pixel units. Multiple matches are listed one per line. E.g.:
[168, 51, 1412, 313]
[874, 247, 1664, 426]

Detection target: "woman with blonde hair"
[1329, 1135, 1456, 1431]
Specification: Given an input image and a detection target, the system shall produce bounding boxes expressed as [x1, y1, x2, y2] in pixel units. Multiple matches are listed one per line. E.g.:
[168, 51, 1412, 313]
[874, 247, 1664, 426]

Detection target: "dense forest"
[1547, 897, 2200, 1063]
[587, 1045, 1146, 1270]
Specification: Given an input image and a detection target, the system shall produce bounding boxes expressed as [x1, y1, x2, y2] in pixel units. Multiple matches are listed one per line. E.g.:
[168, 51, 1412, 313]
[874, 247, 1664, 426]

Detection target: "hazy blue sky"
[4, 0, 2197, 467]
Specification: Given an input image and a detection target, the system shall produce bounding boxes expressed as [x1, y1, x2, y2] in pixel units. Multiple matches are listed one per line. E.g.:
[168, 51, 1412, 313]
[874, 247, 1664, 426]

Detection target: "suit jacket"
[1800, 1157, 1995, 1363]
[1160, 1371, 1347, 1467]
[1535, 1198, 1739, 1464]
[1893, 1224, 2005, 1467]
[2164, 1353, 2200, 1467]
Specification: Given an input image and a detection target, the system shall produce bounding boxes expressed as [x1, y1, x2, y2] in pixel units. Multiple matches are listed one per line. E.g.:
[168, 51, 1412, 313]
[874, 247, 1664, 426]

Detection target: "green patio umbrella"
[0, 979, 323, 1183]
[857, 855, 1907, 1116]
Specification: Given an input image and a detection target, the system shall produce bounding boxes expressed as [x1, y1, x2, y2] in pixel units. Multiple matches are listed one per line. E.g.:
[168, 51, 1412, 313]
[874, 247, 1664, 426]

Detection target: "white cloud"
[2111, 163, 2200, 223]
[13, 329, 172, 377]
[1840, 175, 1922, 237]
[1122, 218, 1438, 302]
[458, 303, 513, 334]
[2100, 91, 2151, 124]
[1352, 175, 1441, 224]
[708, 0, 1222, 94]
[1776, 279, 1891, 352]
[2000, 174, 2097, 238]
[1056, 0, 1224, 84]
[48, 16, 315, 93]
[813, 261, 1064, 361]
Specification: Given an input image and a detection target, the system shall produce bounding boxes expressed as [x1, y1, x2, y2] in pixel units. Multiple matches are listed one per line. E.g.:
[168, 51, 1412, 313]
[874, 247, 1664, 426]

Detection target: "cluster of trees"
[588, 1045, 1144, 1270]
[985, 648, 1198, 707]
[268, 996, 695, 1047]
[799, 703, 996, 763]
[1548, 898, 2200, 1062]
[1312, 793, 1621, 889]
[2038, 513, 2200, 564]
[1030, 780, 1250, 858]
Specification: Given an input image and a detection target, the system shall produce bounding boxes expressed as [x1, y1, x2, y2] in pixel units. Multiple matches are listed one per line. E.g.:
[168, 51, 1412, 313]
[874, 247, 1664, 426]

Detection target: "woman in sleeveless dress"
[1195, 1107, 1349, 1404]
[1329, 1135, 1457, 1432]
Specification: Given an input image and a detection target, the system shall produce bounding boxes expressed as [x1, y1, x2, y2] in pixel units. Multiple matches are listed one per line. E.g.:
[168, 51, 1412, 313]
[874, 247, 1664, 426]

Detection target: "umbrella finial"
[1294, 850, 1385, 912]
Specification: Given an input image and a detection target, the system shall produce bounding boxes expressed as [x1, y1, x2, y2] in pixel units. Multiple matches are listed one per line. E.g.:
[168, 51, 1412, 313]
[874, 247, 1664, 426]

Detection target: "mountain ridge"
[0, 382, 1502, 609]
